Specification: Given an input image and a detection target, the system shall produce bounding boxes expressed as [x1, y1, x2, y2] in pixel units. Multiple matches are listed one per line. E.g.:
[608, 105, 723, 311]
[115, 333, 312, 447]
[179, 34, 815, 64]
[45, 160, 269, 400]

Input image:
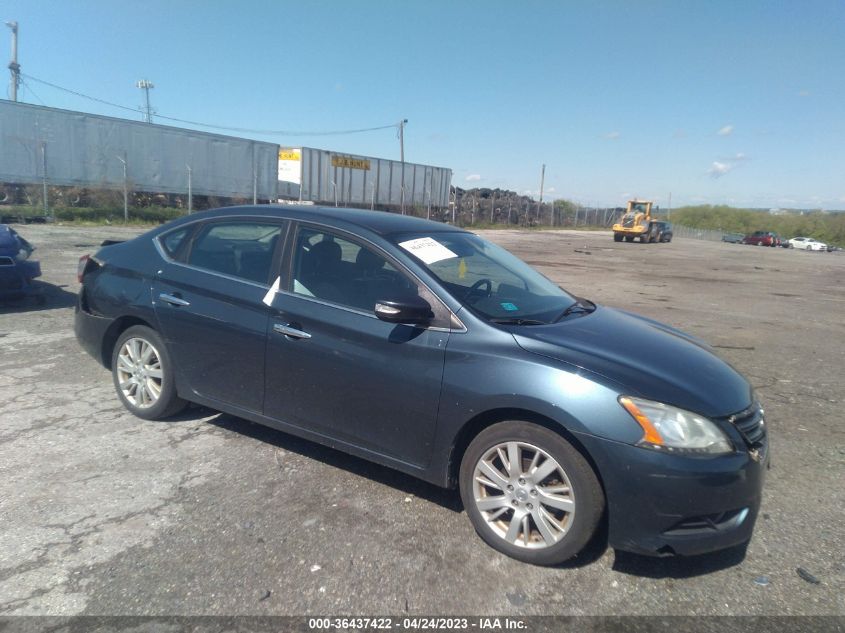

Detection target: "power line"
[21, 73, 139, 114]
[20, 73, 401, 137]
[20, 78, 46, 105]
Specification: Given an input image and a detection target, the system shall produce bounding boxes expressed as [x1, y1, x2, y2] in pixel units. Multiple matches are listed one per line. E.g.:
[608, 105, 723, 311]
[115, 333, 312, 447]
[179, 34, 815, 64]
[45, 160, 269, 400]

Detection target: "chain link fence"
[670, 225, 729, 242]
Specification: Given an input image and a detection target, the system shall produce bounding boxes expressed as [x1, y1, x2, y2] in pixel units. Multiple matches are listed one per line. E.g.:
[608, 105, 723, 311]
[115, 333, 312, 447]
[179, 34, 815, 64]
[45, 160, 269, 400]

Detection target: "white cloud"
[465, 174, 482, 182]
[734, 152, 748, 161]
[603, 131, 620, 140]
[546, 187, 556, 193]
[797, 90, 810, 97]
[708, 161, 733, 178]
[717, 125, 734, 136]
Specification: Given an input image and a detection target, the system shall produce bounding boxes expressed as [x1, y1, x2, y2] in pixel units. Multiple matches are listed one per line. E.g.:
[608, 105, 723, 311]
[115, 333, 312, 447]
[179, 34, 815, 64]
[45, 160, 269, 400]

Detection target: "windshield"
[391, 232, 576, 323]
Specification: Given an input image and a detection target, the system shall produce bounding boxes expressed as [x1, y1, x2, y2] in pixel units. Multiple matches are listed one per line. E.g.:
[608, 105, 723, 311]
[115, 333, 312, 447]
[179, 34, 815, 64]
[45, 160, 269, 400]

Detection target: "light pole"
[538, 164, 545, 224]
[40, 141, 47, 216]
[398, 119, 408, 214]
[116, 153, 128, 222]
[136, 79, 154, 123]
[369, 181, 375, 210]
[186, 164, 193, 213]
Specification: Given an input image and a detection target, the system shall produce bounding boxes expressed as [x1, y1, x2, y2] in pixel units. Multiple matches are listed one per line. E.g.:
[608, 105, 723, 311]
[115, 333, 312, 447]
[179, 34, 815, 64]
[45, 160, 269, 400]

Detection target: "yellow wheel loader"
[612, 200, 659, 243]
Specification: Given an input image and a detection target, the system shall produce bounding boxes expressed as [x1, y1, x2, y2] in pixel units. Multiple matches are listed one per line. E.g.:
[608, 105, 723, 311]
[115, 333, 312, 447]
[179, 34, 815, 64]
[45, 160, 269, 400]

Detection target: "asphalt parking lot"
[0, 223, 843, 616]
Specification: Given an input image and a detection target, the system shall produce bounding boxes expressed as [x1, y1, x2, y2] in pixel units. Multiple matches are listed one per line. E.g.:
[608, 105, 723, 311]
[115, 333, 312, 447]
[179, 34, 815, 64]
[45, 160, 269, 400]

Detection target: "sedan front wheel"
[459, 422, 604, 565]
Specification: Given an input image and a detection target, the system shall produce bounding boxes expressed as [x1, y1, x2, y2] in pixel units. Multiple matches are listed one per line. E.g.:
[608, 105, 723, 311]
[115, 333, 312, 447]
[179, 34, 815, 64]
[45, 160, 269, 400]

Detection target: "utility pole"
[116, 153, 128, 222]
[668, 192, 672, 219]
[5, 21, 19, 102]
[136, 79, 154, 123]
[490, 192, 495, 224]
[398, 119, 408, 214]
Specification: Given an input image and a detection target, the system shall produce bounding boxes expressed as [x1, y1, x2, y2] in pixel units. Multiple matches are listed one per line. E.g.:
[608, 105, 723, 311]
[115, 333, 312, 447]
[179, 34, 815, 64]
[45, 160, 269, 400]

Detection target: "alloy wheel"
[472, 441, 575, 549]
[116, 337, 163, 408]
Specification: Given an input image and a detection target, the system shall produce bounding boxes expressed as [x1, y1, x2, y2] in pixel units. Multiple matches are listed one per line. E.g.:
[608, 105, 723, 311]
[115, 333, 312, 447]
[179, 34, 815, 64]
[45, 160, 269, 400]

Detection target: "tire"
[613, 234, 623, 242]
[111, 325, 187, 420]
[625, 236, 634, 242]
[459, 421, 605, 566]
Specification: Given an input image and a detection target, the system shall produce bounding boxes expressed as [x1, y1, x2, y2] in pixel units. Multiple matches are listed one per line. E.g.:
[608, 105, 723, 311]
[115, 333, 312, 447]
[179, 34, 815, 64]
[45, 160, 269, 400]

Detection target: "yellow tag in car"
[458, 258, 467, 279]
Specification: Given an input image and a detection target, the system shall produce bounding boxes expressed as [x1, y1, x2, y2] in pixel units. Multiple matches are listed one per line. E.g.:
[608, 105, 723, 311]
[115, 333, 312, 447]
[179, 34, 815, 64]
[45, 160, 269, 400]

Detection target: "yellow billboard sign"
[332, 155, 370, 170]
[279, 149, 301, 161]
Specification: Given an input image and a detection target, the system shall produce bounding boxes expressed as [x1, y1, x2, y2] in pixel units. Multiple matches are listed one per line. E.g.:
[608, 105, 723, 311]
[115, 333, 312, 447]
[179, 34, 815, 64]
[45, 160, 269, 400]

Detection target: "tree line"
[669, 205, 845, 246]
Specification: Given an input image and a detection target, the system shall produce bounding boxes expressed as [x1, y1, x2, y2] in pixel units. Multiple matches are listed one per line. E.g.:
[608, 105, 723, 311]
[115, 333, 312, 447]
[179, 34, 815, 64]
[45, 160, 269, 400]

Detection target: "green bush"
[52, 205, 184, 224]
[2, 205, 185, 225]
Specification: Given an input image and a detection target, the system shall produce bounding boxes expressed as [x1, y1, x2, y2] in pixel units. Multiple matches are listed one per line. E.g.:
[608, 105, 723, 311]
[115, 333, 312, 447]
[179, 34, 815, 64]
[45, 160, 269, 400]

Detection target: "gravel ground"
[0, 223, 842, 617]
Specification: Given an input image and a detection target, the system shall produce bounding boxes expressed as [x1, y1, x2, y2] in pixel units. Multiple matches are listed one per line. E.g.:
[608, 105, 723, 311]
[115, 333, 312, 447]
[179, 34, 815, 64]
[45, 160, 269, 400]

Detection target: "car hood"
[512, 306, 752, 418]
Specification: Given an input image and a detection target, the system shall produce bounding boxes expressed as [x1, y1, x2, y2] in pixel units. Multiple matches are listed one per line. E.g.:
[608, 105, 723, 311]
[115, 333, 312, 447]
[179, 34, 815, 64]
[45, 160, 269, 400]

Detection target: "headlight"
[619, 396, 734, 455]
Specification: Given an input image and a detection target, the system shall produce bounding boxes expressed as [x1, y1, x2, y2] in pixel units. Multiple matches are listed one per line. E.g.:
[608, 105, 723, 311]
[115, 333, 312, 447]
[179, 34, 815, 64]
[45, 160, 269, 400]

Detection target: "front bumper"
[577, 431, 769, 557]
[0, 260, 41, 298]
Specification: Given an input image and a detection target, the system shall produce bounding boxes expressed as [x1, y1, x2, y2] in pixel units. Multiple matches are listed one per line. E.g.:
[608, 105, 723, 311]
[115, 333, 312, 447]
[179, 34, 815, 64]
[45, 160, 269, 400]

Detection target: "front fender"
[424, 326, 643, 487]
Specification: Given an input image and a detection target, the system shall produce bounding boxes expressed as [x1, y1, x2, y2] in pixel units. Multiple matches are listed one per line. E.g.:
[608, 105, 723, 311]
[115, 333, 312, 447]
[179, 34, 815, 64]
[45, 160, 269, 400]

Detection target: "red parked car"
[742, 231, 781, 247]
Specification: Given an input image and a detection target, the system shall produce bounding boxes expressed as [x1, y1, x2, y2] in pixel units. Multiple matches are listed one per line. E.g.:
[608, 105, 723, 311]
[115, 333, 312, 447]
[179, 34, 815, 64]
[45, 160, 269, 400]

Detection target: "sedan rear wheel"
[460, 422, 604, 565]
[112, 325, 186, 420]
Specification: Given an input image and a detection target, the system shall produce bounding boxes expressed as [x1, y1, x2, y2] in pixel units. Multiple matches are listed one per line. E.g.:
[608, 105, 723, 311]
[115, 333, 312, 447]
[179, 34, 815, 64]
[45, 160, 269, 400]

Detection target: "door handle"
[159, 293, 191, 307]
[273, 323, 311, 340]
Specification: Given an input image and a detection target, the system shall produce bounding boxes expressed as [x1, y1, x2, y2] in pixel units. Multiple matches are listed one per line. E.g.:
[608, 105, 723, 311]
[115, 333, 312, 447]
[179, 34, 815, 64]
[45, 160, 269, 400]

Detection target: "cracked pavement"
[0, 224, 842, 616]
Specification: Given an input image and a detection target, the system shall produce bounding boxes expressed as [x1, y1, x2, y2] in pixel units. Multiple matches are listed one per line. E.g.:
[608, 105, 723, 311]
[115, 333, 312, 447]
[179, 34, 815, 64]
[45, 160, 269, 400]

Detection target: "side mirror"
[374, 295, 433, 325]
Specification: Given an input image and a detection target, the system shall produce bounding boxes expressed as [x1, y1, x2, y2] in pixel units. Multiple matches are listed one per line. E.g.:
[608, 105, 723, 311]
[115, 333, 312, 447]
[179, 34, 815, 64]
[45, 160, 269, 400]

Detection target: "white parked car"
[788, 237, 828, 251]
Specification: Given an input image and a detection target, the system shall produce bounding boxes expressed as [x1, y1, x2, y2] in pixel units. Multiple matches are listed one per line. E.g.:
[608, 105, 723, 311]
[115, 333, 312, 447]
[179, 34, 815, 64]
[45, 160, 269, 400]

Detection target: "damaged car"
[0, 224, 43, 304]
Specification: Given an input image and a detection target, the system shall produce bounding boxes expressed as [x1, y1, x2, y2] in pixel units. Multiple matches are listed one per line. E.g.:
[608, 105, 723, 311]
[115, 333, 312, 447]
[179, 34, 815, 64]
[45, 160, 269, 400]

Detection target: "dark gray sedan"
[75, 205, 768, 565]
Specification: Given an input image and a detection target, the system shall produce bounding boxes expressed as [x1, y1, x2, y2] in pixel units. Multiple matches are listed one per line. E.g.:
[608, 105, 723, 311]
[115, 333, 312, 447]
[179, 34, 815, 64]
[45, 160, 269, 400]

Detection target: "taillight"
[77, 254, 91, 283]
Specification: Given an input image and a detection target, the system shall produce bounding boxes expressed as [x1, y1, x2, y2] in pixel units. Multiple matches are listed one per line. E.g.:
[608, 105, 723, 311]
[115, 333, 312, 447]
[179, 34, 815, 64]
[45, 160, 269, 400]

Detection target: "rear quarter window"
[158, 227, 191, 259]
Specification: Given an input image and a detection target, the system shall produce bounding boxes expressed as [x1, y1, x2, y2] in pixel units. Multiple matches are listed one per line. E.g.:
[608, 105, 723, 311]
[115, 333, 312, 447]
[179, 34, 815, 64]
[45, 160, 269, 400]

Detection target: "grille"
[0, 256, 15, 267]
[725, 403, 766, 446]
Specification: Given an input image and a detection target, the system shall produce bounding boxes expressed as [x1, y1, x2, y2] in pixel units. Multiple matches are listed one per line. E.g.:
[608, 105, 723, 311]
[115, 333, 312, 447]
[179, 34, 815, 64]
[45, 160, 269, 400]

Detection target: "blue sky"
[3, 1, 843, 208]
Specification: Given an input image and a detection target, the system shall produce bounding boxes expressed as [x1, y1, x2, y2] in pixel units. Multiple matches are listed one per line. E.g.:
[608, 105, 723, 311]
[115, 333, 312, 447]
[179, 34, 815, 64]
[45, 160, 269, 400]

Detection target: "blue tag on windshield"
[500, 302, 519, 311]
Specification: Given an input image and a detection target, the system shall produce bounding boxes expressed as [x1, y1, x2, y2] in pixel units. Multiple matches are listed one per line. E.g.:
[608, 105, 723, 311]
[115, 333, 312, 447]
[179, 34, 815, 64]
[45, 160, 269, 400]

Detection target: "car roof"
[174, 205, 467, 238]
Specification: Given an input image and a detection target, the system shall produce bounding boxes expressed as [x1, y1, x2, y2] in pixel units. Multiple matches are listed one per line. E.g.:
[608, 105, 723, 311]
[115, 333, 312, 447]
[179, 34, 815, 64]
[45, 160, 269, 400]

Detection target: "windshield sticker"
[458, 258, 467, 279]
[399, 237, 457, 265]
[500, 302, 519, 311]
